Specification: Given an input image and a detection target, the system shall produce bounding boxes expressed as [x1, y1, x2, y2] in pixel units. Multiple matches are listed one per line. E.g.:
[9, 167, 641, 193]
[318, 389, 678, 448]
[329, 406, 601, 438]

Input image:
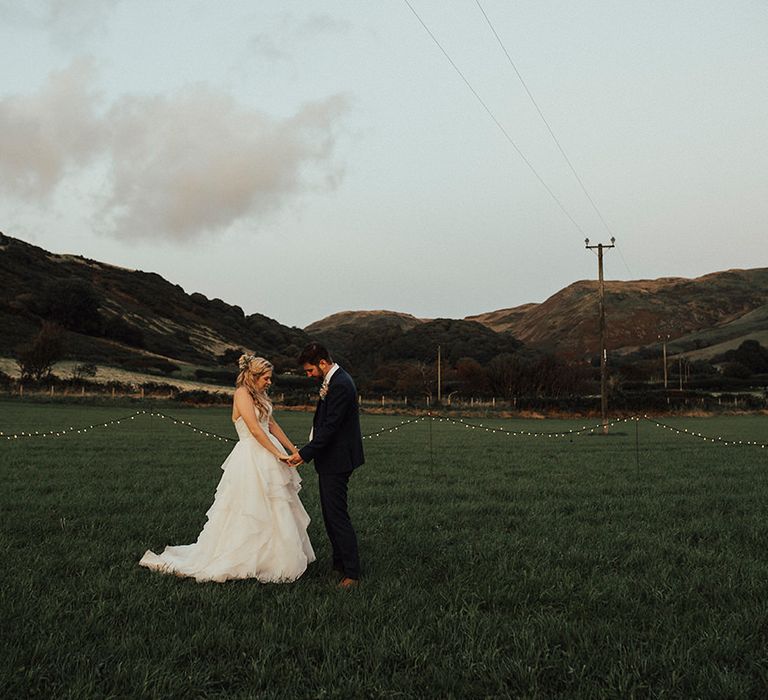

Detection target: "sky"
[1, 1, 766, 328]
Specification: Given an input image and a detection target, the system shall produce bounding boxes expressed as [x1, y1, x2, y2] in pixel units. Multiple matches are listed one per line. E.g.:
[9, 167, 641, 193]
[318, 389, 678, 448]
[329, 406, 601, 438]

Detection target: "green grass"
[2, 401, 768, 698]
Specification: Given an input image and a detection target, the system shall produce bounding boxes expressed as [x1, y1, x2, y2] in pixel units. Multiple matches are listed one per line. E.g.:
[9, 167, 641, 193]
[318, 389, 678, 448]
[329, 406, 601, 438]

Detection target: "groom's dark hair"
[298, 342, 333, 366]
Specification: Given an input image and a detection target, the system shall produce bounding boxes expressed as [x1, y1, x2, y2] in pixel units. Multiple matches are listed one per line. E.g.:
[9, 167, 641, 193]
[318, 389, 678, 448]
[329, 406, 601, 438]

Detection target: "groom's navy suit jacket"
[299, 367, 364, 474]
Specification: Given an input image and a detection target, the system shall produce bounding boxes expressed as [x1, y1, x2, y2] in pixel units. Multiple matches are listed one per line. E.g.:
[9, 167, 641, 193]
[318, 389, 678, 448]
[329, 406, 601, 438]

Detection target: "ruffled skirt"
[140, 436, 315, 583]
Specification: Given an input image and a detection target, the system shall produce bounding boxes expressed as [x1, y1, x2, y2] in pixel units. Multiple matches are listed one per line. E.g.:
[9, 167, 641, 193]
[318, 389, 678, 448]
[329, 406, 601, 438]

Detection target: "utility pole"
[658, 334, 670, 388]
[437, 344, 442, 405]
[585, 237, 615, 434]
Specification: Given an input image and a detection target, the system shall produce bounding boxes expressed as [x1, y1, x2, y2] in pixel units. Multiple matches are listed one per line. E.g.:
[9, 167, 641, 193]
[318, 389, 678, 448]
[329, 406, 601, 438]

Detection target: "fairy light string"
[0, 410, 236, 442]
[361, 415, 767, 449]
[1, 411, 766, 449]
[641, 415, 767, 448]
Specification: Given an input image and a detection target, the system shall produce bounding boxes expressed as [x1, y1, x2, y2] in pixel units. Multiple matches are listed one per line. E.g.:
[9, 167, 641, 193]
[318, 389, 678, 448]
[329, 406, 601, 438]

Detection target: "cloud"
[0, 59, 104, 196]
[0, 61, 349, 240]
[46, 0, 122, 45]
[103, 87, 349, 240]
[249, 34, 289, 62]
[249, 11, 350, 62]
[0, 0, 122, 46]
[297, 13, 351, 37]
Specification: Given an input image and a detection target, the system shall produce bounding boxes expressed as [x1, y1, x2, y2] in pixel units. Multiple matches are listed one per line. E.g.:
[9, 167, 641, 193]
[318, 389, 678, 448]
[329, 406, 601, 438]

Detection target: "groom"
[288, 342, 364, 589]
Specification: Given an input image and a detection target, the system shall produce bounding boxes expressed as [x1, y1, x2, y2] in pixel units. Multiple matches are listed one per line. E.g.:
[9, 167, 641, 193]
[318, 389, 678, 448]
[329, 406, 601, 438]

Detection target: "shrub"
[103, 317, 145, 348]
[16, 322, 65, 382]
[37, 279, 102, 335]
[71, 362, 98, 382]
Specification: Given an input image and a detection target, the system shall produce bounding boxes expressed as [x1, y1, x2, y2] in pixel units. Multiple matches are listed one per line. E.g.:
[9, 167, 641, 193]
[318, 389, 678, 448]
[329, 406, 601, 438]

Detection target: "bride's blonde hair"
[236, 354, 273, 418]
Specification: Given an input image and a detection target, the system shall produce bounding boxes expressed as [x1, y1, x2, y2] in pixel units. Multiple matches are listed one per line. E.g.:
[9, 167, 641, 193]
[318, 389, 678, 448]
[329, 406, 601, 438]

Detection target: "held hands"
[286, 452, 304, 467]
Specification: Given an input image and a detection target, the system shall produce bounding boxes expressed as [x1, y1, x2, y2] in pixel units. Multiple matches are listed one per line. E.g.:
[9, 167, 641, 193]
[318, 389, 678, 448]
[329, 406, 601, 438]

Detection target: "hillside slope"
[467, 269, 768, 358]
[0, 232, 309, 375]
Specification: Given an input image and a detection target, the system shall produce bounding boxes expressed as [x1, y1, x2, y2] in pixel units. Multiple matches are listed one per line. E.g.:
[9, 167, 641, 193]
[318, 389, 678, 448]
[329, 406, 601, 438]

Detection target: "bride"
[140, 355, 315, 583]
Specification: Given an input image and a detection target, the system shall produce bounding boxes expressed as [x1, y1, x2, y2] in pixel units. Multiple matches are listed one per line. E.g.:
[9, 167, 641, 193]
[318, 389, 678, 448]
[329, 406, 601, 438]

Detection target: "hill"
[467, 269, 768, 359]
[0, 232, 309, 382]
[4, 231, 767, 394]
[304, 310, 522, 375]
[304, 310, 425, 358]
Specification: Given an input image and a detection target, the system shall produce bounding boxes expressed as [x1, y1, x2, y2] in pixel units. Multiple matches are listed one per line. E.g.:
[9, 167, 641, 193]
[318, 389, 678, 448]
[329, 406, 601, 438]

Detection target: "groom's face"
[303, 362, 323, 380]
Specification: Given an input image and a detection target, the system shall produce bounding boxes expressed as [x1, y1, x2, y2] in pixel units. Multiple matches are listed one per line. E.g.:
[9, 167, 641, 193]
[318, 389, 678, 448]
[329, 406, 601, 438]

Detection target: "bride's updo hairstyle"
[236, 354, 273, 418]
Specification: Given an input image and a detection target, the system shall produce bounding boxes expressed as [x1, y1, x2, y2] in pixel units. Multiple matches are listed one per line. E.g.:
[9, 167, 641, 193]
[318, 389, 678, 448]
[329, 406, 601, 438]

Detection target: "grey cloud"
[0, 61, 347, 239]
[0, 0, 121, 46]
[249, 11, 350, 62]
[103, 87, 349, 240]
[45, 0, 121, 45]
[249, 34, 290, 62]
[0, 59, 104, 196]
[0, 60, 349, 239]
[297, 14, 351, 37]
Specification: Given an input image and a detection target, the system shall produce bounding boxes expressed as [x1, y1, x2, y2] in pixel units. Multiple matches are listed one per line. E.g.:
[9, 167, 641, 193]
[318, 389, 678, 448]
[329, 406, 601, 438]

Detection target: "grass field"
[2, 401, 768, 698]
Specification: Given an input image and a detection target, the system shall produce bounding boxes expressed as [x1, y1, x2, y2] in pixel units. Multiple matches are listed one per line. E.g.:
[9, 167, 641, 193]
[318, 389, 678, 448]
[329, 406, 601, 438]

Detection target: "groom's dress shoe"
[337, 577, 359, 590]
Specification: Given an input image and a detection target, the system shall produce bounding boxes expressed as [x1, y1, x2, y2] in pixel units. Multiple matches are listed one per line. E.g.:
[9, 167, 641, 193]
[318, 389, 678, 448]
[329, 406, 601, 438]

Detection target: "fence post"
[635, 417, 640, 474]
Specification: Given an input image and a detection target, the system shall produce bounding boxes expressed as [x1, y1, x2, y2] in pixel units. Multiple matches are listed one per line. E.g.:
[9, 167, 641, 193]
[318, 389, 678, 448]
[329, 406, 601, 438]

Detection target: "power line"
[402, 0, 588, 238]
[474, 0, 616, 241]
[613, 239, 634, 277]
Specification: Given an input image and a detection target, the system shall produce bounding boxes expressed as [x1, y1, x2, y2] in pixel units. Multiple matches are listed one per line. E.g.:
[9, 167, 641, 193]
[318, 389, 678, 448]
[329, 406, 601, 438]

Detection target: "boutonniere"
[319, 383, 329, 400]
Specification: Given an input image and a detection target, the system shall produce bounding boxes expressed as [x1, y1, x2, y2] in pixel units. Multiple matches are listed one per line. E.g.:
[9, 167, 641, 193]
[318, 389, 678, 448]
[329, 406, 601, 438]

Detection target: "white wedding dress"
[140, 410, 315, 583]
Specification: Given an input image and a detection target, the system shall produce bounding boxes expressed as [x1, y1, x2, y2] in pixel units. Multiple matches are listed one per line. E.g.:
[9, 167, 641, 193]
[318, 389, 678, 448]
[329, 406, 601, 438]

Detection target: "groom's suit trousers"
[318, 470, 360, 580]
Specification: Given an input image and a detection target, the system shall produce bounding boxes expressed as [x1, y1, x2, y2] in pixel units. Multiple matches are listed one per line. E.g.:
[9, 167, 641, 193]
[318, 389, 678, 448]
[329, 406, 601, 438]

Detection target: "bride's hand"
[276, 453, 292, 463]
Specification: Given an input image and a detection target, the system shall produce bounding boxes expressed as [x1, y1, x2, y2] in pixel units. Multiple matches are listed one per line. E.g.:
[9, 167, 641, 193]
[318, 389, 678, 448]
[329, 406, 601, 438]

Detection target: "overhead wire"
[474, 0, 616, 242]
[474, 0, 638, 281]
[402, 0, 588, 238]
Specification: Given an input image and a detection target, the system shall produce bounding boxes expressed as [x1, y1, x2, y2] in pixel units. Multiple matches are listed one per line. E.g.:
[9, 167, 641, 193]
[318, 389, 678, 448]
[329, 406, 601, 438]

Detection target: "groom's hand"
[287, 453, 304, 467]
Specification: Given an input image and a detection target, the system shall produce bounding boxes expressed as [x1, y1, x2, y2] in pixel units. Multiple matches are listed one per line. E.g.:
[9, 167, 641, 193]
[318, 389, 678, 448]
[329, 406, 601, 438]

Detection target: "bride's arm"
[234, 388, 290, 460]
[268, 417, 298, 455]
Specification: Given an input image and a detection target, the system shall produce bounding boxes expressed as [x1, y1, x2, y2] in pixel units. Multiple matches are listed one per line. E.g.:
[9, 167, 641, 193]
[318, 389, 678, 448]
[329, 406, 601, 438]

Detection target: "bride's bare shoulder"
[232, 387, 251, 418]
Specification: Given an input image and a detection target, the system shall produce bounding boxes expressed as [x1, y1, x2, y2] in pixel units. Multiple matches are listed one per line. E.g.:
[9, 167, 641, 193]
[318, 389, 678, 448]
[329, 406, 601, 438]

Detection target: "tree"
[16, 322, 65, 382]
[71, 362, 98, 382]
[218, 347, 245, 366]
[103, 316, 145, 348]
[486, 353, 529, 399]
[393, 362, 436, 401]
[455, 357, 489, 395]
[38, 279, 102, 334]
[722, 361, 751, 379]
[723, 340, 768, 374]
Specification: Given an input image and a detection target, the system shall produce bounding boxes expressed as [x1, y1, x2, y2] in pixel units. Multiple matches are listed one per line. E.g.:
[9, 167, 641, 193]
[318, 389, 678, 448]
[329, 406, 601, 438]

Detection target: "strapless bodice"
[234, 416, 270, 441]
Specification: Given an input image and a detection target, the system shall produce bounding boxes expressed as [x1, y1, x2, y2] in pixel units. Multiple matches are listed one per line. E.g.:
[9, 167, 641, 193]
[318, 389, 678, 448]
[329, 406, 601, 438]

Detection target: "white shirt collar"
[323, 363, 340, 385]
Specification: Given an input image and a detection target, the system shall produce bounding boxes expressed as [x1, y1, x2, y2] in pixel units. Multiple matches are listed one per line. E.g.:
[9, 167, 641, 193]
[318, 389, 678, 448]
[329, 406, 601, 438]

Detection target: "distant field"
[0, 357, 233, 394]
[2, 402, 768, 698]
